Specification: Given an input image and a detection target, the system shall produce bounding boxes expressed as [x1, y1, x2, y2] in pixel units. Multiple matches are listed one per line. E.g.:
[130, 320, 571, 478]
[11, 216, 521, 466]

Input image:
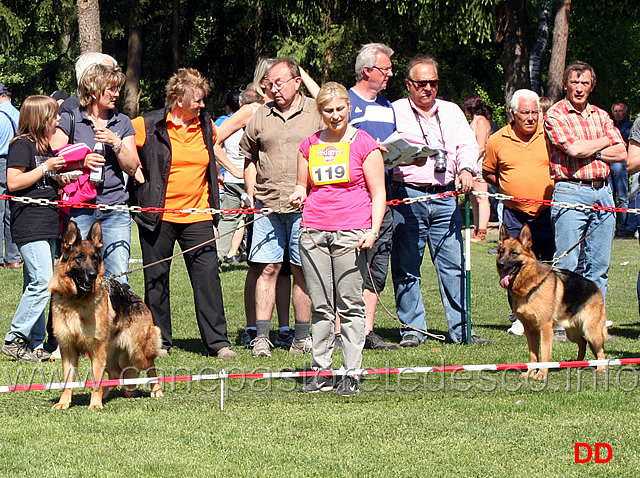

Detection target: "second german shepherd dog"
[50, 220, 164, 409]
[497, 224, 607, 380]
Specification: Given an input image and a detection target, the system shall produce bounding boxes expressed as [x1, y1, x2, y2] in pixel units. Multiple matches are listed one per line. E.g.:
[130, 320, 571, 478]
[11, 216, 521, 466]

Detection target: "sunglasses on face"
[407, 79, 439, 89]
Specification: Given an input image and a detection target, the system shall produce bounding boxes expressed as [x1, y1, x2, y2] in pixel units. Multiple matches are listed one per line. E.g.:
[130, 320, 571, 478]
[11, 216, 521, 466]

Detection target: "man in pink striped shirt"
[544, 61, 626, 301]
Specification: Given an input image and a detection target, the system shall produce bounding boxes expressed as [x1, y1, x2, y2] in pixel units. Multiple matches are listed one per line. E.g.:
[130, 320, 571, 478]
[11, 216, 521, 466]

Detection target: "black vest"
[133, 108, 220, 232]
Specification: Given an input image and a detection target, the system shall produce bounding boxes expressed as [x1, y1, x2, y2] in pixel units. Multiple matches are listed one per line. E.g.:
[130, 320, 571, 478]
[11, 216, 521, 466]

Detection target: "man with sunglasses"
[347, 43, 398, 350]
[390, 55, 489, 346]
[240, 58, 324, 357]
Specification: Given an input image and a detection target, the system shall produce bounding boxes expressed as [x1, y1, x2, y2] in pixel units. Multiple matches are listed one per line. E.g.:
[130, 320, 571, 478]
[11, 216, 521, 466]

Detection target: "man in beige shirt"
[240, 58, 324, 357]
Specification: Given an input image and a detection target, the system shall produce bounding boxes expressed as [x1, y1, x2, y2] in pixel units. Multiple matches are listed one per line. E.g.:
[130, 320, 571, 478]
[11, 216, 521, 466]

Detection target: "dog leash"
[109, 208, 277, 280]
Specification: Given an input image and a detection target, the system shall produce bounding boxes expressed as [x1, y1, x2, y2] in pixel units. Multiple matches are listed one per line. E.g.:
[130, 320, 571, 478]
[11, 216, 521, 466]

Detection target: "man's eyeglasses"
[407, 79, 439, 89]
[264, 76, 299, 91]
[371, 65, 393, 75]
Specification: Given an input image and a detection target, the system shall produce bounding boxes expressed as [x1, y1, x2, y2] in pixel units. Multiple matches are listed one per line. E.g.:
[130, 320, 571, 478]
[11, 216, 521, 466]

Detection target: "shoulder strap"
[0, 110, 17, 135]
[68, 110, 75, 144]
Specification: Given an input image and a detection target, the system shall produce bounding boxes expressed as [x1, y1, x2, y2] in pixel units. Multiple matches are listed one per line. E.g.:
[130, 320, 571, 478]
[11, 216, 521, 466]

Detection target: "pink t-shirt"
[299, 129, 378, 231]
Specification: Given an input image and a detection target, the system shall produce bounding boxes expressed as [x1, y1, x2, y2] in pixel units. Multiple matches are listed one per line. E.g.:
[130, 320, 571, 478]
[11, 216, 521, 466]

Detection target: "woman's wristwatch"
[370, 229, 379, 239]
[112, 141, 123, 154]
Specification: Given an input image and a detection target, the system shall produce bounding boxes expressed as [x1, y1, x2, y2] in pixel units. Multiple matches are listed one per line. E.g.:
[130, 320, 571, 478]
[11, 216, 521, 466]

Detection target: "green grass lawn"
[1, 224, 639, 477]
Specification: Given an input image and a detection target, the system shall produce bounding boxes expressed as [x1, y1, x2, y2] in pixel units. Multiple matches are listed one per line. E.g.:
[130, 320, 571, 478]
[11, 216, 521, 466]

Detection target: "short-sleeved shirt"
[0, 101, 19, 155]
[348, 89, 396, 143]
[483, 123, 554, 216]
[132, 113, 214, 224]
[544, 98, 624, 181]
[7, 137, 60, 243]
[58, 106, 135, 205]
[628, 117, 640, 144]
[240, 95, 324, 212]
[300, 129, 378, 231]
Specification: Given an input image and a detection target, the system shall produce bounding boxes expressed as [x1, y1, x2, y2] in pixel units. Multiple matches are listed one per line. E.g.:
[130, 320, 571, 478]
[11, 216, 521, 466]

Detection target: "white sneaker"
[51, 346, 61, 360]
[507, 319, 525, 335]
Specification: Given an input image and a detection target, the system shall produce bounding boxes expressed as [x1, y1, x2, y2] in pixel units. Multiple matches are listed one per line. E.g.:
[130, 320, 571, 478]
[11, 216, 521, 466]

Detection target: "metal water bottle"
[89, 142, 105, 185]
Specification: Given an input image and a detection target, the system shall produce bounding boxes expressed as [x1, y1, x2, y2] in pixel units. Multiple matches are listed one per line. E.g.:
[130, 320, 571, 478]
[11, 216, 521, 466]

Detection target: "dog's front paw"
[520, 370, 536, 378]
[533, 371, 548, 381]
[151, 388, 165, 399]
[123, 387, 142, 398]
[52, 402, 70, 410]
[88, 401, 104, 409]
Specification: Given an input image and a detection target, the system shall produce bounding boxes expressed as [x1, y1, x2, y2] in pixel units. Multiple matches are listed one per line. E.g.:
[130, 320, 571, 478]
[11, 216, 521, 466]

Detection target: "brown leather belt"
[394, 181, 454, 193]
[556, 178, 608, 189]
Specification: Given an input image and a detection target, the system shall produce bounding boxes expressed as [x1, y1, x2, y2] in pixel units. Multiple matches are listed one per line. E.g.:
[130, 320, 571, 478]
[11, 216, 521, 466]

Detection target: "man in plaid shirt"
[544, 61, 627, 301]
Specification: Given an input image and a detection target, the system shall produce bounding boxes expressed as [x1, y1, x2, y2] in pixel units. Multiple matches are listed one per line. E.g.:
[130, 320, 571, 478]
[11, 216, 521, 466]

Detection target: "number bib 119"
[308, 142, 350, 186]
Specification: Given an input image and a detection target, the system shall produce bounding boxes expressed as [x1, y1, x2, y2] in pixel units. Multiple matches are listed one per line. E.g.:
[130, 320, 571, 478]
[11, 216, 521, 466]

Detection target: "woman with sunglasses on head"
[51, 62, 140, 287]
[2, 96, 71, 362]
[290, 82, 386, 396]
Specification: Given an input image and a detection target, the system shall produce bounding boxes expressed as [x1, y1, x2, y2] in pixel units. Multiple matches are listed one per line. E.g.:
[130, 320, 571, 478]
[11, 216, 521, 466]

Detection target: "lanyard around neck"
[409, 99, 446, 152]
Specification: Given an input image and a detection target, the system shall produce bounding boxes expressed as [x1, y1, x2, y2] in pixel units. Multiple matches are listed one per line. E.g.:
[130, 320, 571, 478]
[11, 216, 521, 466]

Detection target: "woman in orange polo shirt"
[131, 68, 236, 359]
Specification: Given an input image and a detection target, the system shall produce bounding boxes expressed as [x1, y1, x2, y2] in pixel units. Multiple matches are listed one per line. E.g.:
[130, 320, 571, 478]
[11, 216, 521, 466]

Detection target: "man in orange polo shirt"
[483, 89, 555, 334]
[131, 68, 236, 359]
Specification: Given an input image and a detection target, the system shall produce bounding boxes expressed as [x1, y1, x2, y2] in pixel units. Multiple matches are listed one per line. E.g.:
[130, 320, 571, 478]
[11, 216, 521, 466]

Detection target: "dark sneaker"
[299, 374, 333, 393]
[471, 335, 490, 345]
[365, 331, 398, 350]
[399, 334, 420, 348]
[250, 336, 273, 357]
[275, 328, 295, 348]
[242, 329, 257, 348]
[553, 329, 568, 342]
[334, 376, 360, 396]
[2, 339, 54, 363]
[289, 336, 312, 355]
[334, 333, 343, 351]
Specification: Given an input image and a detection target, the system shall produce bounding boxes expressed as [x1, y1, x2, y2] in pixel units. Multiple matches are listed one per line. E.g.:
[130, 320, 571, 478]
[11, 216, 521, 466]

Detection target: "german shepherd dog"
[50, 220, 164, 409]
[497, 224, 607, 380]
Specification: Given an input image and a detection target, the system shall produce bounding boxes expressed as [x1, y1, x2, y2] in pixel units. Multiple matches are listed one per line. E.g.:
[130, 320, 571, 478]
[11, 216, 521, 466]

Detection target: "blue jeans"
[0, 156, 21, 264]
[610, 162, 632, 231]
[390, 183, 472, 344]
[551, 182, 615, 301]
[70, 208, 131, 285]
[5, 239, 56, 348]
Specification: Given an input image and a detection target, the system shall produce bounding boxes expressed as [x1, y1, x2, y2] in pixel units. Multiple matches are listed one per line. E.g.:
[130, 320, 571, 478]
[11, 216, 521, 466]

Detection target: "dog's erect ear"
[499, 224, 511, 243]
[61, 221, 81, 261]
[517, 224, 533, 249]
[88, 221, 104, 250]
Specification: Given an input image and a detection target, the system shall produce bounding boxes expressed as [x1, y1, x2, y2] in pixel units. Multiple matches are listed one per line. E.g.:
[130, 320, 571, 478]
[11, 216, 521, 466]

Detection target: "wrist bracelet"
[112, 141, 123, 154]
[370, 229, 380, 238]
[40, 162, 49, 176]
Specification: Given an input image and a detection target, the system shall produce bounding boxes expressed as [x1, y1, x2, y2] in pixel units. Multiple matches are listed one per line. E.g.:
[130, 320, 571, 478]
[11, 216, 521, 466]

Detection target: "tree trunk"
[547, 0, 571, 102]
[77, 0, 102, 53]
[496, 0, 531, 122]
[529, 0, 552, 95]
[123, 25, 142, 118]
[172, 0, 180, 72]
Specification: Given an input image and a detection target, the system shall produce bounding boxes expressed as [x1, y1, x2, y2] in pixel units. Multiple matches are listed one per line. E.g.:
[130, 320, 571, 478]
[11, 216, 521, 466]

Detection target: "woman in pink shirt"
[289, 82, 385, 396]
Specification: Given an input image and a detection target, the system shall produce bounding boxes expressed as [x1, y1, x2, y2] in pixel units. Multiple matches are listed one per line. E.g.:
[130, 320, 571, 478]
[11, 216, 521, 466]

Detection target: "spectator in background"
[51, 63, 139, 286]
[611, 102, 635, 237]
[624, 117, 640, 318]
[464, 95, 492, 243]
[217, 90, 262, 264]
[59, 52, 118, 114]
[346, 42, 398, 350]
[544, 61, 626, 303]
[132, 68, 236, 359]
[240, 58, 325, 357]
[539, 97, 554, 118]
[483, 89, 554, 335]
[390, 55, 488, 346]
[0, 83, 21, 269]
[485, 105, 500, 135]
[50, 90, 70, 107]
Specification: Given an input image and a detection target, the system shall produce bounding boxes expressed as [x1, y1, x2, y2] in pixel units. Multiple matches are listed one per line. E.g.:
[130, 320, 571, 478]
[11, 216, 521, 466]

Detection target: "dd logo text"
[574, 443, 612, 463]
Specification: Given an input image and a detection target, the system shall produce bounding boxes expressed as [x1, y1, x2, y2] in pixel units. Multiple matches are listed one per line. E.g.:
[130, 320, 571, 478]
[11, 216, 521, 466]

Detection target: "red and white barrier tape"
[3, 357, 639, 393]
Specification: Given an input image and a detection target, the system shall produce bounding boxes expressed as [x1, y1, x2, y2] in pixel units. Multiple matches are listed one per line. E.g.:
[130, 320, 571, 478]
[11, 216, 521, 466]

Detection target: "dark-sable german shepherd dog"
[50, 220, 164, 409]
[497, 224, 607, 380]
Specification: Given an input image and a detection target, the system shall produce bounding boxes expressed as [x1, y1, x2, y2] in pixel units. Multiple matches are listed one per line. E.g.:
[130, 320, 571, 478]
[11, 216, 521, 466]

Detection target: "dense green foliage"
[0, 0, 639, 121]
